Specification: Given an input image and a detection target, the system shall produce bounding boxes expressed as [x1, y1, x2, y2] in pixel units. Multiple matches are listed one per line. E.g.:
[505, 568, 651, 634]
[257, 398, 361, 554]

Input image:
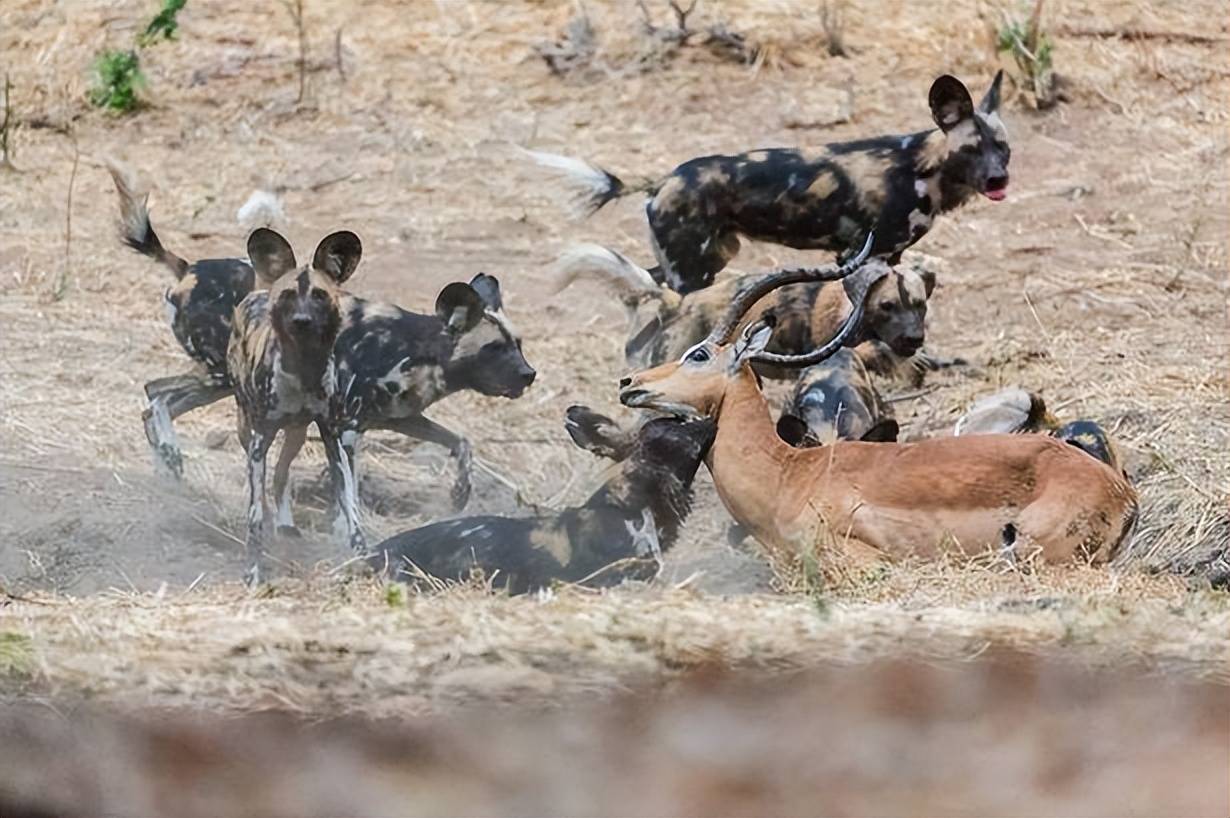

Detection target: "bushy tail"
[518, 147, 649, 217]
[106, 159, 190, 279]
[552, 243, 664, 307]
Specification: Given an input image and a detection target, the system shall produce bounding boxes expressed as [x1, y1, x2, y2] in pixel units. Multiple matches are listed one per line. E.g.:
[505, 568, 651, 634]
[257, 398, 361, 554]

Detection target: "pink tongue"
[984, 188, 1007, 201]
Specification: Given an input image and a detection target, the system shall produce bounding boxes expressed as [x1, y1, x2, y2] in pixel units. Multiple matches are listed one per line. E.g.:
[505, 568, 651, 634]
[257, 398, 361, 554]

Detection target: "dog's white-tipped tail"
[552, 243, 662, 306]
[105, 157, 190, 279]
[237, 190, 287, 232]
[517, 146, 627, 217]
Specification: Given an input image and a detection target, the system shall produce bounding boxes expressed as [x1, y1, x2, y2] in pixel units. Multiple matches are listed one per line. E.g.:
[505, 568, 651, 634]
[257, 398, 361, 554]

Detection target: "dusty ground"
[0, 1, 1227, 808]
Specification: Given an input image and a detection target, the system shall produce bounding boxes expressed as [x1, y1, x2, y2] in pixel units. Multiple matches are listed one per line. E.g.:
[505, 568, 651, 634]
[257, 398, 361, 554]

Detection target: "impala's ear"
[469, 273, 503, 311]
[979, 69, 1004, 114]
[776, 414, 810, 447]
[435, 282, 485, 334]
[247, 228, 297, 285]
[929, 74, 975, 132]
[860, 418, 900, 443]
[312, 230, 362, 283]
[731, 317, 775, 367]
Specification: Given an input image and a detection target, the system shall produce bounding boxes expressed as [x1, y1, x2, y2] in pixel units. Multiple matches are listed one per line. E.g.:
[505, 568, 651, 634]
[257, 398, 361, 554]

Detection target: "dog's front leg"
[244, 428, 274, 586]
[320, 422, 366, 556]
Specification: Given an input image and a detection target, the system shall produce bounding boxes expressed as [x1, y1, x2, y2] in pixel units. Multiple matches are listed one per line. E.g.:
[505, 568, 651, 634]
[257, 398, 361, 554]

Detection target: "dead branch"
[0, 73, 15, 171]
[819, 0, 847, 57]
[1055, 25, 1228, 45]
[55, 130, 80, 302]
[280, 0, 309, 104]
[535, 5, 597, 77]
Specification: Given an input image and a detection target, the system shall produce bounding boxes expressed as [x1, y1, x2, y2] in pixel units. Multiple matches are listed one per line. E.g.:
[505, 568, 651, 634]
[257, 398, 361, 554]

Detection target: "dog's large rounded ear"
[564, 404, 634, 461]
[842, 258, 892, 303]
[469, 273, 503, 312]
[776, 414, 811, 448]
[917, 267, 938, 298]
[247, 228, 297, 285]
[860, 418, 900, 443]
[929, 75, 974, 131]
[435, 282, 485, 334]
[312, 231, 362, 283]
[979, 69, 1004, 114]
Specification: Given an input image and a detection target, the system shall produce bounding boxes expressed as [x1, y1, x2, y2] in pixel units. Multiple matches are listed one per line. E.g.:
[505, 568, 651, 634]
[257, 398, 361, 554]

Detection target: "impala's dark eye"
[684, 345, 711, 364]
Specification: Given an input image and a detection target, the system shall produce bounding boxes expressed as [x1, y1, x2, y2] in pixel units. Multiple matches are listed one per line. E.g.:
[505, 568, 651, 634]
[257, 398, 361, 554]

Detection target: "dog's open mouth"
[983, 176, 1009, 201]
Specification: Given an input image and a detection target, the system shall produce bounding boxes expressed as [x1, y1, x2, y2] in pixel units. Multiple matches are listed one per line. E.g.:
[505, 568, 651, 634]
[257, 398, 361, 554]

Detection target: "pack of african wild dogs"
[109, 71, 1137, 591]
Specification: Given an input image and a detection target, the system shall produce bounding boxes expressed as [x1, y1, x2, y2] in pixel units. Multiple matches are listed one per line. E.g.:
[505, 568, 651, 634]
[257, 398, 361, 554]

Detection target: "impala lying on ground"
[617, 253, 1139, 570]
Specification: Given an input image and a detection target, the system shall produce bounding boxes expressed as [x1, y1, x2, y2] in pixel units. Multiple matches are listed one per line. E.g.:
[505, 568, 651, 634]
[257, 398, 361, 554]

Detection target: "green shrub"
[139, 0, 188, 46]
[89, 49, 145, 113]
[996, 1, 1056, 108]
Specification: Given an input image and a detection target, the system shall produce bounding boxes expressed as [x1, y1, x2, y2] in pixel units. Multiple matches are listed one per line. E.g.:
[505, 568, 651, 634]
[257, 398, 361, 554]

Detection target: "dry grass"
[4, 570, 1228, 716]
[0, 0, 1227, 710]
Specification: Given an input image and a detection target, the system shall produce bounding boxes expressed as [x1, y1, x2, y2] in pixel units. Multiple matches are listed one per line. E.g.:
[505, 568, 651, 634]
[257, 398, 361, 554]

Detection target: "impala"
[617, 255, 1138, 570]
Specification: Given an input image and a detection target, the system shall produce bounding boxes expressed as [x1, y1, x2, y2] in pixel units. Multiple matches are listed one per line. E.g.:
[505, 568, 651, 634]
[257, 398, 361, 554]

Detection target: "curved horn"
[750, 263, 876, 368]
[708, 232, 875, 345]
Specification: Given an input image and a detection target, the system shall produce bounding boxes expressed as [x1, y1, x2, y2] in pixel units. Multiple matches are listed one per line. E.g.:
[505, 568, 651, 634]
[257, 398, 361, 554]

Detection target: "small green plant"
[996, 0, 1056, 108]
[384, 582, 406, 608]
[139, 0, 188, 46]
[89, 1, 187, 113]
[89, 48, 145, 113]
[0, 631, 34, 678]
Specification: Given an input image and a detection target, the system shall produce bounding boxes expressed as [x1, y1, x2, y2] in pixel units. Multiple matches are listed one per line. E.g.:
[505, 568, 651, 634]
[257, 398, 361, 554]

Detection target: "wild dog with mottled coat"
[776, 346, 899, 448]
[369, 412, 715, 595]
[529, 72, 1007, 293]
[228, 228, 364, 583]
[271, 273, 536, 531]
[554, 243, 935, 372]
[108, 163, 257, 476]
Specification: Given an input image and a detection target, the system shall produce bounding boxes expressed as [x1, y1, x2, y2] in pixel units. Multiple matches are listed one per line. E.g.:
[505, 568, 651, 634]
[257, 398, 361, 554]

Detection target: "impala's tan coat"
[621, 329, 1138, 568]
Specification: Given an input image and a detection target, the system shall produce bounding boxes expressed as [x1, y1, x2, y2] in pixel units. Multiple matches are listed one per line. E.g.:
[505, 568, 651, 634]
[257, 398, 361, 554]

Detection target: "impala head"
[929, 71, 1010, 202]
[620, 234, 877, 419]
[251, 228, 361, 352]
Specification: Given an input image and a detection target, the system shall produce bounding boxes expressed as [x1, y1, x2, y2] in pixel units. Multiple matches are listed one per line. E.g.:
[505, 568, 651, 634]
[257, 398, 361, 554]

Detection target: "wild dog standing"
[554, 243, 935, 371]
[228, 229, 364, 583]
[369, 413, 715, 595]
[617, 255, 1139, 570]
[271, 274, 535, 530]
[108, 163, 254, 477]
[530, 72, 1007, 293]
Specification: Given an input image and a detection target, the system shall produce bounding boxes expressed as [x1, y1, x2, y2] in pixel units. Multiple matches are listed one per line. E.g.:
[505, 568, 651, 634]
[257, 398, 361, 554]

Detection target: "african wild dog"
[270, 273, 536, 532]
[953, 388, 1124, 475]
[228, 228, 364, 584]
[368, 412, 715, 595]
[108, 162, 256, 477]
[776, 346, 899, 448]
[529, 71, 1007, 294]
[554, 244, 934, 372]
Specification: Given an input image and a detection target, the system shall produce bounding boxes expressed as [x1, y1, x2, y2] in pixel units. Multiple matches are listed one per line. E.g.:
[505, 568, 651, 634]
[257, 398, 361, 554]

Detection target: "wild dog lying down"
[228, 229, 364, 584]
[954, 387, 1124, 474]
[554, 243, 934, 370]
[109, 163, 255, 477]
[272, 273, 536, 529]
[617, 255, 1139, 570]
[368, 413, 715, 595]
[530, 72, 1007, 293]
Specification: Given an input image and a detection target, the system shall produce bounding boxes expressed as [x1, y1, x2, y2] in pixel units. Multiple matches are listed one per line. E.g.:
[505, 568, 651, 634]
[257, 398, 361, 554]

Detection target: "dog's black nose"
[619, 376, 632, 388]
[292, 314, 313, 328]
[521, 368, 536, 386]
